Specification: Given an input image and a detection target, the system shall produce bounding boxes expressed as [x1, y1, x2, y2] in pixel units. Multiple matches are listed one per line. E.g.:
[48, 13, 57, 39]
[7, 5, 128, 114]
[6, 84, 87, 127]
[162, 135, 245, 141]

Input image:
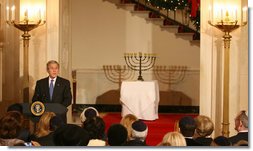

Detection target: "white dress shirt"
[48, 77, 57, 87]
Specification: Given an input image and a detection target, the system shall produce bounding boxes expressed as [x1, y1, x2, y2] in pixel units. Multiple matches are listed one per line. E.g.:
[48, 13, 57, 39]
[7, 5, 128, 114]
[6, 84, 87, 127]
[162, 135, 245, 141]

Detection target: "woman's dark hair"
[0, 111, 23, 139]
[82, 116, 105, 140]
[7, 103, 23, 114]
[107, 124, 128, 146]
[50, 115, 65, 131]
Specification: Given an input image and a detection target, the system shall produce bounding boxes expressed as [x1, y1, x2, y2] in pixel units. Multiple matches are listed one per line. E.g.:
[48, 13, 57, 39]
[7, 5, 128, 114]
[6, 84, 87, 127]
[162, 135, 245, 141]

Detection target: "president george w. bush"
[32, 60, 72, 122]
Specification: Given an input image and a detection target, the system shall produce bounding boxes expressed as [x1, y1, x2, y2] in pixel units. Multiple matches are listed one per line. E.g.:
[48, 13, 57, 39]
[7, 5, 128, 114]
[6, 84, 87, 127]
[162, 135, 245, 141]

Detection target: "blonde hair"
[120, 114, 138, 140]
[162, 132, 186, 146]
[195, 115, 214, 137]
[35, 112, 56, 137]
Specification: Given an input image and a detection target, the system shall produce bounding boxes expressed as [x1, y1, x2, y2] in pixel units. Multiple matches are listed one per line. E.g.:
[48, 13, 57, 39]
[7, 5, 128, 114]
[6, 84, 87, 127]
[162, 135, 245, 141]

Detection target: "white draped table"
[120, 80, 160, 120]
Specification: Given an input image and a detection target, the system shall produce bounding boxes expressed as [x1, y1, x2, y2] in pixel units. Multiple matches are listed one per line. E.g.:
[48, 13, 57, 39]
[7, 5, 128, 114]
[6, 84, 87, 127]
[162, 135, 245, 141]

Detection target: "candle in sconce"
[242, 7, 247, 22]
[6, 6, 9, 21]
[235, 8, 237, 21]
[38, 10, 41, 20]
[41, 9, 46, 21]
[225, 10, 229, 22]
[208, 6, 211, 21]
[221, 9, 223, 21]
[11, 6, 15, 21]
[24, 9, 28, 21]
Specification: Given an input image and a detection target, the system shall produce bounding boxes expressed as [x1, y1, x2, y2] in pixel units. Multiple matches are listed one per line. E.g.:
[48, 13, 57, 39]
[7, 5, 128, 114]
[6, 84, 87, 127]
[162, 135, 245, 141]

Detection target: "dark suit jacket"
[124, 139, 147, 146]
[229, 132, 248, 145]
[17, 128, 31, 142]
[30, 132, 55, 146]
[32, 76, 72, 107]
[185, 138, 202, 146]
[194, 137, 213, 146]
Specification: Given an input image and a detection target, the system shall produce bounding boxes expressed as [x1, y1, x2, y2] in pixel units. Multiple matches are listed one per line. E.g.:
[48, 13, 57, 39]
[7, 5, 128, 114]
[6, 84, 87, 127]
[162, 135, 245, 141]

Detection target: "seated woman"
[80, 107, 99, 123]
[0, 111, 25, 146]
[120, 114, 138, 141]
[30, 112, 57, 146]
[7, 103, 31, 142]
[82, 116, 106, 146]
[159, 131, 186, 146]
[193, 115, 214, 146]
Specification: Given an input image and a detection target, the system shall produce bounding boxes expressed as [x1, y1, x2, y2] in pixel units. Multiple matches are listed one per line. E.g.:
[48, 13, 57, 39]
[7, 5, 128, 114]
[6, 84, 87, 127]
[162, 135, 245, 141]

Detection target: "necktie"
[49, 79, 54, 101]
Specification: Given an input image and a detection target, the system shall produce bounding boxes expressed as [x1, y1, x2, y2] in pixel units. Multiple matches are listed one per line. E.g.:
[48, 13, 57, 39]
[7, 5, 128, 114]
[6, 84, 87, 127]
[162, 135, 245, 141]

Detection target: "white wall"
[71, 0, 200, 105]
[71, 0, 199, 69]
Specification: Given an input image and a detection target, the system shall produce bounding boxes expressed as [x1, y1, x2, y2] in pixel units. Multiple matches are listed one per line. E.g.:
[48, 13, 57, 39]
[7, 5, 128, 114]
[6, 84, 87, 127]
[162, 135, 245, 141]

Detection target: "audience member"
[82, 116, 106, 146]
[160, 131, 186, 146]
[7, 103, 23, 114]
[53, 124, 90, 146]
[124, 120, 148, 146]
[31, 115, 65, 146]
[120, 114, 138, 141]
[31, 112, 56, 146]
[50, 115, 65, 131]
[178, 116, 201, 146]
[0, 111, 23, 139]
[229, 110, 248, 145]
[107, 124, 128, 146]
[125, 120, 148, 146]
[7, 103, 31, 142]
[0, 111, 25, 146]
[80, 107, 99, 123]
[194, 115, 214, 146]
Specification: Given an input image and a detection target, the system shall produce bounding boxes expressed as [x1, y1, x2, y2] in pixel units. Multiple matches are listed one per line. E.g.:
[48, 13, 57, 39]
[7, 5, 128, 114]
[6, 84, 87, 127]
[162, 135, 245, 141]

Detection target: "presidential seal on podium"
[31, 101, 45, 116]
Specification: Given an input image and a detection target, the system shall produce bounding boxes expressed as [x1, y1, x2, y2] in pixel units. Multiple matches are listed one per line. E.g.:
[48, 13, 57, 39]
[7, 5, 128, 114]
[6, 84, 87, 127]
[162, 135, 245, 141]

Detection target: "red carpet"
[102, 113, 198, 146]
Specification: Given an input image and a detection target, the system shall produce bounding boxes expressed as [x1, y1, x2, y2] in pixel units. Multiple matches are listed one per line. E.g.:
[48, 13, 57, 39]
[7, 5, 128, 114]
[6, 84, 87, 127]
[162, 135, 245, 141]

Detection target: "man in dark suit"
[229, 110, 248, 145]
[178, 116, 202, 146]
[32, 60, 72, 122]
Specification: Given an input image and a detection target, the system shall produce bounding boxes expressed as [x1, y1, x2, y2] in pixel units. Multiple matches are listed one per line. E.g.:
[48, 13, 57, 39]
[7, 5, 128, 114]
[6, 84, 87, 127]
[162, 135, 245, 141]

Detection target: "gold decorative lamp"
[6, 0, 46, 103]
[208, 5, 247, 137]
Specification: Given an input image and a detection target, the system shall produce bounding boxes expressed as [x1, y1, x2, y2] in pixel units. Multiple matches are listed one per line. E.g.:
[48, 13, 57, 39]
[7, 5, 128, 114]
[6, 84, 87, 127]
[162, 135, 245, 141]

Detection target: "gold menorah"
[103, 65, 135, 89]
[124, 52, 156, 81]
[153, 65, 187, 90]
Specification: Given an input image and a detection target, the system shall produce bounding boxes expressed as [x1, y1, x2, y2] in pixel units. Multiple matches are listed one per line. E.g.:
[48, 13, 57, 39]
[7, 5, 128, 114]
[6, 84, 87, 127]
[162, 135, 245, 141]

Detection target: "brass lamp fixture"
[208, 5, 247, 137]
[6, 2, 46, 102]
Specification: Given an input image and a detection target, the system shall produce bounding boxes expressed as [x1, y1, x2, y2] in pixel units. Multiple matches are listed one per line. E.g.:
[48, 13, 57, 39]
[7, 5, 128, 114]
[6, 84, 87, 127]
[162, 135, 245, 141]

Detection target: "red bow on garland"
[188, 0, 200, 18]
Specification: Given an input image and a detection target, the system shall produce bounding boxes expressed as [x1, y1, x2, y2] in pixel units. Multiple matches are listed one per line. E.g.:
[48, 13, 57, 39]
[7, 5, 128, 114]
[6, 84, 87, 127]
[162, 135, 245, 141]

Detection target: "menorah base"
[138, 76, 144, 81]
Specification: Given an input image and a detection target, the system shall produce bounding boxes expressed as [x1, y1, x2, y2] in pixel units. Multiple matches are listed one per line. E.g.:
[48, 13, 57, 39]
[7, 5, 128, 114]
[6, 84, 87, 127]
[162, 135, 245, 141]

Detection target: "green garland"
[146, 0, 200, 31]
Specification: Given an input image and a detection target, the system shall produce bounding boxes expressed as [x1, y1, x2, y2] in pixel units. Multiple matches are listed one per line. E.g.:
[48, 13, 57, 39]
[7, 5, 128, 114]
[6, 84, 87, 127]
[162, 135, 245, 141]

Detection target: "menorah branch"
[154, 65, 187, 90]
[103, 65, 135, 89]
